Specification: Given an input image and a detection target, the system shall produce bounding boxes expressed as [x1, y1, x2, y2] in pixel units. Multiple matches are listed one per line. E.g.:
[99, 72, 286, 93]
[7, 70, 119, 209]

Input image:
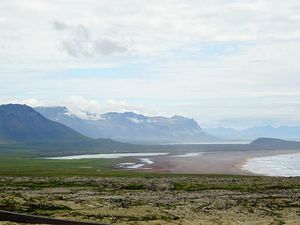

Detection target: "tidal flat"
[0, 175, 299, 225]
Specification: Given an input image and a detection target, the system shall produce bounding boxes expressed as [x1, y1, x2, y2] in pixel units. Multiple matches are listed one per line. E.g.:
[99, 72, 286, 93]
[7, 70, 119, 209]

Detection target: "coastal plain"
[0, 141, 299, 224]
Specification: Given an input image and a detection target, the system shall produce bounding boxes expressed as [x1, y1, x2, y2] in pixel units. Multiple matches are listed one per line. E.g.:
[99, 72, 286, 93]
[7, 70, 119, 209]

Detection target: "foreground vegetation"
[0, 175, 299, 225]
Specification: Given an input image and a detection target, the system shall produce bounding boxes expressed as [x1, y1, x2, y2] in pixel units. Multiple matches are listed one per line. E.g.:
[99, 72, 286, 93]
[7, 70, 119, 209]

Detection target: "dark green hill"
[0, 104, 88, 143]
[250, 137, 300, 148]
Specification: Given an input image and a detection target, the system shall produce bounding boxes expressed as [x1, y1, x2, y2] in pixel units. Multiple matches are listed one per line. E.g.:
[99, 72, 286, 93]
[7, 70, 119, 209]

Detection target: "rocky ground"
[0, 175, 299, 225]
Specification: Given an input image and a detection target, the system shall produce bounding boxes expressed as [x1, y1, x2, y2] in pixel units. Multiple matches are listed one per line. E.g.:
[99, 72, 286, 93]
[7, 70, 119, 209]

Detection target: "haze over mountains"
[35, 106, 217, 144]
[1, 103, 300, 158]
[204, 126, 300, 141]
[35, 106, 300, 143]
[1, 104, 299, 146]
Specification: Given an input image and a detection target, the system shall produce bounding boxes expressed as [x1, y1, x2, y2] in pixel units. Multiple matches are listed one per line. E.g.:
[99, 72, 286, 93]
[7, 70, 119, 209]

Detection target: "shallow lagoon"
[46, 152, 169, 160]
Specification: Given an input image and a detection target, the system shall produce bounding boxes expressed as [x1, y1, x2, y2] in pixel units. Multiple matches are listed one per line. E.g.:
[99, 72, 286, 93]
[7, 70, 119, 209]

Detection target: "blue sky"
[0, 0, 300, 128]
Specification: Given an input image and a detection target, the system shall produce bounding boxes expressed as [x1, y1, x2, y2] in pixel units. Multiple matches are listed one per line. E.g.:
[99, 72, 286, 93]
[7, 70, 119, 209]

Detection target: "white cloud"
[61, 96, 161, 120]
[62, 96, 103, 120]
[0, 0, 300, 128]
[127, 117, 143, 123]
[1, 0, 300, 68]
[0, 98, 45, 107]
[52, 21, 127, 57]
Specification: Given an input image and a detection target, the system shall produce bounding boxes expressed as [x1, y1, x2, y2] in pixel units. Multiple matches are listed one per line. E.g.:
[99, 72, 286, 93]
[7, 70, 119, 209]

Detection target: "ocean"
[242, 152, 300, 177]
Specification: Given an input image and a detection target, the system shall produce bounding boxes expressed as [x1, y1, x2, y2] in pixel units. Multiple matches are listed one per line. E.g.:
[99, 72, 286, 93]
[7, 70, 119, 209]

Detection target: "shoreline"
[41, 149, 300, 176]
[142, 149, 300, 176]
[241, 151, 300, 177]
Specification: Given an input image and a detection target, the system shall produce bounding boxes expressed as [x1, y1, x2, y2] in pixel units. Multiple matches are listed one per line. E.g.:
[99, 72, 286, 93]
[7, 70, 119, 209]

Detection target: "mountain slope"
[35, 106, 218, 143]
[0, 104, 87, 143]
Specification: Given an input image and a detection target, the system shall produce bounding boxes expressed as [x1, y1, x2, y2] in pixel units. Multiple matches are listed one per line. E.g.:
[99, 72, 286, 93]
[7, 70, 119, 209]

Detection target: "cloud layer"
[0, 0, 300, 128]
[53, 21, 127, 57]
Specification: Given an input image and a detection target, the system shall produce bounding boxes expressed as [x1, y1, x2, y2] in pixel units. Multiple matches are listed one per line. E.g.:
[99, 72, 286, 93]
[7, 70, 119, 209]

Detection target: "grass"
[0, 156, 110, 176]
[0, 152, 268, 180]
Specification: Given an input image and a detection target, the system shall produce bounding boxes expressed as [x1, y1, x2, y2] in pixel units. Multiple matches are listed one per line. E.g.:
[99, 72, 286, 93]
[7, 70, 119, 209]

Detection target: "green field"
[0, 149, 133, 176]
[0, 141, 145, 176]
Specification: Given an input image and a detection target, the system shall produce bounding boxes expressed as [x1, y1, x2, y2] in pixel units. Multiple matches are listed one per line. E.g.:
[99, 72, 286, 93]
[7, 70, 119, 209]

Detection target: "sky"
[0, 0, 300, 129]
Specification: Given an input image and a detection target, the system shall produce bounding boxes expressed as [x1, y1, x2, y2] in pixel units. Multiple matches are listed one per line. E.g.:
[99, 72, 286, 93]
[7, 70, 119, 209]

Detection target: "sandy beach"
[151, 149, 300, 175]
[45, 148, 300, 176]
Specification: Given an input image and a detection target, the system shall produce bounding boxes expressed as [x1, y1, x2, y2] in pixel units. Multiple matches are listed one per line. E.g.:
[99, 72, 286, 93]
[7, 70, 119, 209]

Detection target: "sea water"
[242, 152, 300, 177]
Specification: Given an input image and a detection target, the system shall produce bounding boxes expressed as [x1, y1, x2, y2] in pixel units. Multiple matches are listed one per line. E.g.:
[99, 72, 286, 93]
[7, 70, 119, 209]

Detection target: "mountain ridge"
[35, 106, 218, 144]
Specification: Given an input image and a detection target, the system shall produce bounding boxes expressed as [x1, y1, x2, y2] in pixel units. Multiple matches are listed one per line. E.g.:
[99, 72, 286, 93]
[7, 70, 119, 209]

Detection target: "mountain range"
[35, 106, 300, 142]
[204, 126, 300, 141]
[1, 103, 299, 146]
[0, 104, 300, 157]
[35, 106, 217, 143]
[0, 104, 140, 156]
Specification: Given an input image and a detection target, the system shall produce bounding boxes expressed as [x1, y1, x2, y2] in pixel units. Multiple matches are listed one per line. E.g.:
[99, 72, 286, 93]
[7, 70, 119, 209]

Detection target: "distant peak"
[35, 106, 68, 110]
[103, 111, 146, 119]
[1, 103, 29, 108]
[250, 137, 298, 146]
[171, 115, 185, 119]
[251, 137, 283, 144]
[0, 104, 36, 112]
